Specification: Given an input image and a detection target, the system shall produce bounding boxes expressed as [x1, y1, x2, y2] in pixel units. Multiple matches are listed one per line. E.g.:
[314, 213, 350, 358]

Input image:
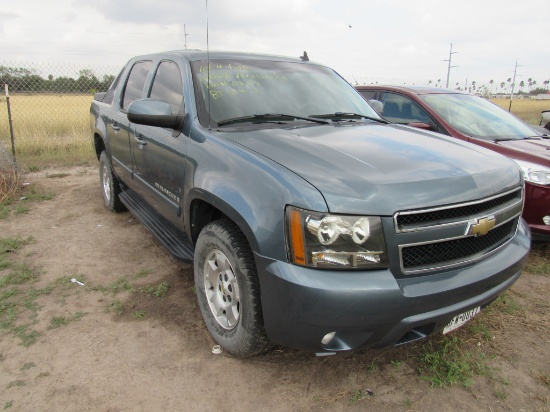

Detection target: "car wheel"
[99, 151, 125, 212]
[194, 219, 269, 357]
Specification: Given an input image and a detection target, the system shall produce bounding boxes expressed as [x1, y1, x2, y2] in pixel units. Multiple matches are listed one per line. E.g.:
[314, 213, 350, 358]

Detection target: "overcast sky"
[1, 0, 548, 87]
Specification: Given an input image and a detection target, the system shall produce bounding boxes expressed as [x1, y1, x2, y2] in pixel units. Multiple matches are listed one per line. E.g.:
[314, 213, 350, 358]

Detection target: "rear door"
[110, 60, 153, 186]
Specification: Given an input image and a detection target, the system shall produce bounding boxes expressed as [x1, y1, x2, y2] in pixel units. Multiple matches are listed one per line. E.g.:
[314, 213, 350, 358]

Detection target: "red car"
[355, 85, 550, 241]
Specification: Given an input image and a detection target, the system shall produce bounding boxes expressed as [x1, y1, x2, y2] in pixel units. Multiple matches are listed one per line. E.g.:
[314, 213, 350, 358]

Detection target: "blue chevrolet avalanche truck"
[90, 50, 531, 357]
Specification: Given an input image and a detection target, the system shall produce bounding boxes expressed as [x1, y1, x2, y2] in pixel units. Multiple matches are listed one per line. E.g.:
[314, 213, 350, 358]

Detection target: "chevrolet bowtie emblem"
[467, 216, 496, 236]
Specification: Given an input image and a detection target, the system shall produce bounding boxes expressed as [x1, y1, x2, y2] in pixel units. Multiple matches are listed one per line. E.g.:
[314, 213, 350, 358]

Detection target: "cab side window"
[149, 61, 184, 115]
[380, 92, 431, 125]
[121, 61, 153, 111]
[358, 90, 376, 100]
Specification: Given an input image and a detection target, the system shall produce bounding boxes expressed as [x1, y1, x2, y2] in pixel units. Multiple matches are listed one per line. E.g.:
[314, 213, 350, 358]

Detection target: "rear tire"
[194, 219, 270, 357]
[99, 151, 125, 212]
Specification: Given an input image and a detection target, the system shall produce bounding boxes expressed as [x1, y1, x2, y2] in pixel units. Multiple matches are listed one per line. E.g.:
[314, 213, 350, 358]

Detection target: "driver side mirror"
[407, 122, 433, 131]
[127, 99, 183, 129]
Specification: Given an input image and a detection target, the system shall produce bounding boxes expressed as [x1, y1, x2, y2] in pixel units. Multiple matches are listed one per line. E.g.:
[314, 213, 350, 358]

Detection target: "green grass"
[6, 380, 26, 389]
[48, 312, 86, 330]
[20, 362, 36, 371]
[106, 299, 125, 316]
[0, 182, 55, 220]
[0, 263, 40, 288]
[0, 238, 75, 346]
[0, 205, 9, 220]
[467, 320, 492, 341]
[416, 336, 489, 387]
[142, 282, 169, 297]
[131, 310, 146, 319]
[349, 389, 370, 404]
[525, 243, 550, 276]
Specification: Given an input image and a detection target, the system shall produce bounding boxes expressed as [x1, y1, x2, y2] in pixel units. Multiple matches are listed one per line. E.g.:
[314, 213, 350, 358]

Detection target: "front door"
[129, 60, 187, 228]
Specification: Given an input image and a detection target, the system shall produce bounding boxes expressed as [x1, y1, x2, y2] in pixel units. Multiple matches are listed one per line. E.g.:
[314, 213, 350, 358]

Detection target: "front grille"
[396, 188, 522, 230]
[395, 187, 523, 275]
[401, 218, 518, 270]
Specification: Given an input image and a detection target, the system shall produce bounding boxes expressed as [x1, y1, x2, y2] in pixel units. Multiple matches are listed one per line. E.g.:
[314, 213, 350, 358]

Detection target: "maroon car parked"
[356, 85, 550, 240]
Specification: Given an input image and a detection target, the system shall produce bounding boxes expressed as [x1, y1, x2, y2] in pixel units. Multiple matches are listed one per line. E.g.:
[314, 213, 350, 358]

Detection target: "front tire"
[194, 219, 269, 357]
[99, 151, 125, 212]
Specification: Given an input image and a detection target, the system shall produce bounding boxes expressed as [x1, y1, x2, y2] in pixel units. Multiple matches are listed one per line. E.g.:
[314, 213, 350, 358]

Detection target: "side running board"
[119, 189, 194, 262]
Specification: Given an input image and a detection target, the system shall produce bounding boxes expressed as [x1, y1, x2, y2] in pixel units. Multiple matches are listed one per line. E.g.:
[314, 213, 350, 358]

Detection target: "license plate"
[443, 307, 481, 334]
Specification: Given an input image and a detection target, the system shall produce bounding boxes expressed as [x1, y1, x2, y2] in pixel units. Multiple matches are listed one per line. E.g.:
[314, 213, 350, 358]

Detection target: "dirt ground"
[0, 166, 548, 411]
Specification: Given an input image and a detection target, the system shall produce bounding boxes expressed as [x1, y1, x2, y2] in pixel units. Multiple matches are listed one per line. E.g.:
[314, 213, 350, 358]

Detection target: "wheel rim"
[203, 249, 240, 330]
[101, 161, 111, 203]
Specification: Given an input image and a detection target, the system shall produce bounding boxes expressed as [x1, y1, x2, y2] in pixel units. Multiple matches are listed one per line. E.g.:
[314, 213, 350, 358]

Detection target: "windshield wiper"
[494, 136, 542, 142]
[217, 113, 329, 126]
[309, 112, 388, 124]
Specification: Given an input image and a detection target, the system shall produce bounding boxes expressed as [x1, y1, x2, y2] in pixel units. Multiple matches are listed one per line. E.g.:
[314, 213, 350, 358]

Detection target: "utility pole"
[184, 24, 188, 49]
[509, 59, 523, 111]
[444, 43, 458, 88]
[509, 59, 522, 100]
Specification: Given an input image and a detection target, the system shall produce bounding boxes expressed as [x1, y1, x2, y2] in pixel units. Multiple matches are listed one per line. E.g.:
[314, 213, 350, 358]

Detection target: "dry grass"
[0, 166, 19, 204]
[489, 98, 550, 125]
[0, 94, 95, 167]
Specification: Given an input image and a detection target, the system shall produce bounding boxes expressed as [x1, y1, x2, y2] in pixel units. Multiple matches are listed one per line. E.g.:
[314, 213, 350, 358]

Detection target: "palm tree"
[489, 79, 494, 94]
[519, 80, 525, 93]
[528, 77, 533, 92]
[500, 82, 505, 94]
[544, 80, 550, 90]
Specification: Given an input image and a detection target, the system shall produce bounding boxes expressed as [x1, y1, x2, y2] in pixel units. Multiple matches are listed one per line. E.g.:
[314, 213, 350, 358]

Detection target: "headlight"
[513, 160, 550, 185]
[286, 206, 387, 269]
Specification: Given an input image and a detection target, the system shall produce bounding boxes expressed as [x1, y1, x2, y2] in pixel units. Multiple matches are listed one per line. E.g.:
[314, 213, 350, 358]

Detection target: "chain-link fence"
[0, 61, 120, 169]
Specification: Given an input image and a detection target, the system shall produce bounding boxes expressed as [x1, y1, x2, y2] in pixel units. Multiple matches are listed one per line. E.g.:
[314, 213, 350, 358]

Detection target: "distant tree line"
[0, 66, 116, 94]
[446, 77, 550, 97]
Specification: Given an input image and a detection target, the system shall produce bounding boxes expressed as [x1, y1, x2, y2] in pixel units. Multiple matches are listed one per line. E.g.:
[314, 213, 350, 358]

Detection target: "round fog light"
[321, 331, 336, 345]
[543, 216, 550, 226]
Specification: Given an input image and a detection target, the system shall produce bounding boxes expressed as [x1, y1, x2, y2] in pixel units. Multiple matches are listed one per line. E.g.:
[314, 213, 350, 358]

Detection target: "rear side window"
[121, 61, 152, 111]
[102, 68, 124, 105]
[149, 61, 184, 114]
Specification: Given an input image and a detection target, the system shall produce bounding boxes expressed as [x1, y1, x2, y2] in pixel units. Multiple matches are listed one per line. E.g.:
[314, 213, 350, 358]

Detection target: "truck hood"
[219, 123, 522, 215]
[496, 138, 550, 161]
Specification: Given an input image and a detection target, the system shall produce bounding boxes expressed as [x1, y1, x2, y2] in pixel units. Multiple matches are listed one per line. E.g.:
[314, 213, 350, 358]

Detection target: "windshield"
[190, 59, 380, 126]
[420, 93, 538, 140]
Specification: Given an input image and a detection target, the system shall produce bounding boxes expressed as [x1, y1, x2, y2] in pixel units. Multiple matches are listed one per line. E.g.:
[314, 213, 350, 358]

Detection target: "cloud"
[1, 0, 548, 84]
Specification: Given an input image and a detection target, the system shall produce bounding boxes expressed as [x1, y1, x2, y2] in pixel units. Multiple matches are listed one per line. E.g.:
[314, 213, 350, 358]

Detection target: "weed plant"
[0, 166, 19, 205]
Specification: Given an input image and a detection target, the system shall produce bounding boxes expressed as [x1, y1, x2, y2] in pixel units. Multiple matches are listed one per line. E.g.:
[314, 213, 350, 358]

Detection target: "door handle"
[111, 124, 120, 131]
[134, 134, 147, 145]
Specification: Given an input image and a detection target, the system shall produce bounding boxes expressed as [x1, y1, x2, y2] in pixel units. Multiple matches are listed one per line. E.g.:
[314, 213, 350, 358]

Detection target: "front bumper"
[523, 182, 550, 240]
[255, 219, 530, 353]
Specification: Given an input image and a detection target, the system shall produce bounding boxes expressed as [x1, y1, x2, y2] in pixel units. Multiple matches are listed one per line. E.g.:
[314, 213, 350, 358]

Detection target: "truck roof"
[129, 49, 314, 65]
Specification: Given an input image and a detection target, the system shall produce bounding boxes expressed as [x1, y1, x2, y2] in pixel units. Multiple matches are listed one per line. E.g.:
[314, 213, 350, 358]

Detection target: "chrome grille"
[395, 188, 522, 232]
[401, 218, 518, 270]
[395, 188, 523, 275]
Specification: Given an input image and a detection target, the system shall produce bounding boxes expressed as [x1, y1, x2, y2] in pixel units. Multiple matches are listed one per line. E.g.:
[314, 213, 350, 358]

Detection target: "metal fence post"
[4, 84, 17, 170]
